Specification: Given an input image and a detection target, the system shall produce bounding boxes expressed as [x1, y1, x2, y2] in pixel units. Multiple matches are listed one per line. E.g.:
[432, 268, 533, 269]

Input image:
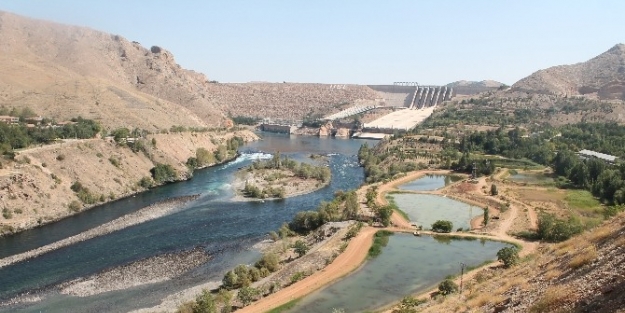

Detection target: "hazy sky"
[1, 1, 623, 85]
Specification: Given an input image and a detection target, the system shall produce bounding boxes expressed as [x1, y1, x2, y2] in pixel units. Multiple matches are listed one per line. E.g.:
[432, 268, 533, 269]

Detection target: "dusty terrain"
[0, 130, 257, 235]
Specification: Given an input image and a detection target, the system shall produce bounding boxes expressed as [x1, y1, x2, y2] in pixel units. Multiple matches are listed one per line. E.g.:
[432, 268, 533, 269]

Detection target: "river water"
[0, 133, 374, 312]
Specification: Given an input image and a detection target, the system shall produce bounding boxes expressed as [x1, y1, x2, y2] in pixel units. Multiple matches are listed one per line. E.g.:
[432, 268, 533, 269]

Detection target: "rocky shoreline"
[59, 246, 210, 297]
[0, 195, 199, 268]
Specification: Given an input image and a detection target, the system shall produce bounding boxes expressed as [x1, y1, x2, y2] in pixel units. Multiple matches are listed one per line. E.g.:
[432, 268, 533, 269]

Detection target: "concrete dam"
[367, 85, 453, 109]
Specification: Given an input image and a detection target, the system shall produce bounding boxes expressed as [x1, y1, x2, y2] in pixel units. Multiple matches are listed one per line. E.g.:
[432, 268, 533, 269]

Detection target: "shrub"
[293, 240, 309, 257]
[490, 184, 498, 195]
[56, 154, 65, 161]
[2, 208, 12, 219]
[438, 279, 458, 295]
[150, 163, 177, 183]
[138, 176, 153, 188]
[497, 246, 520, 268]
[255, 253, 280, 272]
[537, 213, 583, 242]
[109, 156, 120, 167]
[237, 286, 260, 307]
[431, 220, 453, 233]
[68, 200, 82, 212]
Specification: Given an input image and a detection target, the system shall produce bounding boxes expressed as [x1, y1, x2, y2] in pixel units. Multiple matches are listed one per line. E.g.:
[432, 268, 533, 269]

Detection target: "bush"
[68, 200, 82, 212]
[255, 253, 280, 272]
[109, 156, 120, 167]
[237, 286, 260, 307]
[150, 163, 177, 183]
[537, 213, 583, 242]
[293, 240, 309, 257]
[431, 220, 453, 233]
[138, 176, 153, 188]
[438, 279, 458, 295]
[497, 246, 520, 268]
[56, 154, 65, 161]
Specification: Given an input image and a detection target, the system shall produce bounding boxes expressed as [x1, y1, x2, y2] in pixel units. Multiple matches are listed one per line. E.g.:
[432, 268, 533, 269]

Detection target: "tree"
[376, 205, 393, 227]
[438, 279, 458, 295]
[193, 289, 217, 313]
[497, 246, 520, 268]
[483, 207, 489, 226]
[431, 220, 453, 233]
[237, 286, 260, 307]
[221, 271, 238, 290]
[490, 184, 498, 196]
[233, 264, 251, 288]
[216, 289, 233, 313]
[293, 240, 309, 257]
[255, 253, 280, 272]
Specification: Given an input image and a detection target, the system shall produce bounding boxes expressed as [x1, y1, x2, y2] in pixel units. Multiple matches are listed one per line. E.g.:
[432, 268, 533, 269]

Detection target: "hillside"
[416, 211, 625, 313]
[0, 11, 379, 129]
[0, 130, 257, 235]
[512, 44, 625, 100]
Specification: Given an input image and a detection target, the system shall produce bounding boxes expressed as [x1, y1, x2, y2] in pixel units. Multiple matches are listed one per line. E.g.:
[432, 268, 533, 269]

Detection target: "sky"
[0, 1, 623, 85]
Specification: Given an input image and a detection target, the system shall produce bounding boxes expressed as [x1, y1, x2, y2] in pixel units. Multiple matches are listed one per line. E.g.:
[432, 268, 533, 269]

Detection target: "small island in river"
[232, 153, 331, 201]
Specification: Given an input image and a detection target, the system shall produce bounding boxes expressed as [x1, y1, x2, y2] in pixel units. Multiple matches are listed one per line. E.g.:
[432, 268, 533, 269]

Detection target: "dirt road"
[237, 227, 377, 313]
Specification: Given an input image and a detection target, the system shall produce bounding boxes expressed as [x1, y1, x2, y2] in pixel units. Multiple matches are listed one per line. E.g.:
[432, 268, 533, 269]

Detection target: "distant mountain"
[512, 44, 625, 100]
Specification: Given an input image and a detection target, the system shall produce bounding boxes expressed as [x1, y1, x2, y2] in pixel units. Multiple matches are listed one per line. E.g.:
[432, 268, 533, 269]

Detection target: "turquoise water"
[397, 174, 462, 191]
[391, 194, 482, 230]
[286, 234, 510, 313]
[0, 134, 376, 312]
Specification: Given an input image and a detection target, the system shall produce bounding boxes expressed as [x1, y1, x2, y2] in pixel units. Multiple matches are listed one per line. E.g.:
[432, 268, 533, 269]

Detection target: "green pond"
[397, 174, 462, 191]
[508, 172, 554, 184]
[391, 194, 482, 230]
[285, 234, 511, 313]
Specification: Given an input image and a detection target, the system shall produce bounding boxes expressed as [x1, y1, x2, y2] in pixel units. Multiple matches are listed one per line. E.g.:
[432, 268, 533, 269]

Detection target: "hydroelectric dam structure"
[350, 83, 453, 139]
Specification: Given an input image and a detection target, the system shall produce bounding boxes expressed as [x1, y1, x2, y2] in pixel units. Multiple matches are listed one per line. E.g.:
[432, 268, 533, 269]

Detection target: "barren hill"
[512, 44, 625, 100]
[0, 11, 379, 128]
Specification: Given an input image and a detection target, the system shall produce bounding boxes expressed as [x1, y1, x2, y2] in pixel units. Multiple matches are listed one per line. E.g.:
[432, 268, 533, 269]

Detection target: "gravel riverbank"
[0, 195, 199, 268]
[59, 246, 210, 297]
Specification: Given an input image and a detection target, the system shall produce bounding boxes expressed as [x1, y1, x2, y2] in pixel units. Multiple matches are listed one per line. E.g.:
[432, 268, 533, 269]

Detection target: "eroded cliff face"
[0, 130, 258, 235]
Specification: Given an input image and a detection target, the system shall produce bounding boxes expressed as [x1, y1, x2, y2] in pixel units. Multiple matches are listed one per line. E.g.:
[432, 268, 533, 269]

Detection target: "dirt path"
[237, 227, 377, 313]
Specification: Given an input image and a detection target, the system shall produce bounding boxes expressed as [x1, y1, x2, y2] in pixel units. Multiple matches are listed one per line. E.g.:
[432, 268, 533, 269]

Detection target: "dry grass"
[545, 267, 563, 280]
[569, 245, 598, 269]
[586, 223, 618, 244]
[529, 285, 573, 313]
[467, 293, 506, 307]
[614, 234, 625, 247]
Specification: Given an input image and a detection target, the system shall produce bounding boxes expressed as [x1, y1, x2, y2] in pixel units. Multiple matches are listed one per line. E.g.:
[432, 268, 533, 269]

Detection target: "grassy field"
[264, 298, 300, 313]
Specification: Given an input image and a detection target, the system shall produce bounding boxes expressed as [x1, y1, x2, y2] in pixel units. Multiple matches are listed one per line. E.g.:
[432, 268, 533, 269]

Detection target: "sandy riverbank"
[0, 195, 199, 268]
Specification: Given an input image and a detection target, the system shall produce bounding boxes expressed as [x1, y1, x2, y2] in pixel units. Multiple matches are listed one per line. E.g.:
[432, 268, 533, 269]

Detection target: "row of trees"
[0, 117, 101, 155]
[288, 190, 360, 234]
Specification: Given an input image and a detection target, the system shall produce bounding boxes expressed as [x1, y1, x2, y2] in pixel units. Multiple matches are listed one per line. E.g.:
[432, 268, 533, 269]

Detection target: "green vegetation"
[431, 220, 453, 233]
[237, 286, 261, 307]
[249, 152, 331, 183]
[0, 116, 101, 155]
[368, 230, 394, 258]
[70, 181, 101, 205]
[483, 207, 489, 226]
[288, 190, 359, 234]
[497, 246, 520, 268]
[358, 142, 426, 183]
[150, 163, 177, 184]
[438, 279, 458, 295]
[231, 115, 260, 126]
[392, 296, 427, 313]
[293, 240, 309, 257]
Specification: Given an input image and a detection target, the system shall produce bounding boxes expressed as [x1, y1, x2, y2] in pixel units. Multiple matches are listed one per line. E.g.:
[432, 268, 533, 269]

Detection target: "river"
[0, 133, 374, 312]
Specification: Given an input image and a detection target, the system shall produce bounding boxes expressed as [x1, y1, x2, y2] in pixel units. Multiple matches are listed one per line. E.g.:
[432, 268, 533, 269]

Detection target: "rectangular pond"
[285, 233, 511, 313]
[391, 194, 482, 230]
[397, 174, 462, 191]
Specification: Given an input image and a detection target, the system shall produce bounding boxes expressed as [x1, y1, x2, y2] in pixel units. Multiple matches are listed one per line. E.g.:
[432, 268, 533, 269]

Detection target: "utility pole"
[460, 262, 466, 295]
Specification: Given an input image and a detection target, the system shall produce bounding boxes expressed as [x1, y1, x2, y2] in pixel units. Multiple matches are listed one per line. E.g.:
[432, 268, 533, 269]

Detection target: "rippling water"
[0, 133, 374, 312]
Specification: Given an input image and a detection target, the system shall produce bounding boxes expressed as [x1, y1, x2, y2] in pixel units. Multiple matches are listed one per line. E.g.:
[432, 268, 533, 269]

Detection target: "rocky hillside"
[0, 130, 257, 236]
[0, 11, 379, 128]
[417, 212, 625, 313]
[512, 44, 625, 100]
